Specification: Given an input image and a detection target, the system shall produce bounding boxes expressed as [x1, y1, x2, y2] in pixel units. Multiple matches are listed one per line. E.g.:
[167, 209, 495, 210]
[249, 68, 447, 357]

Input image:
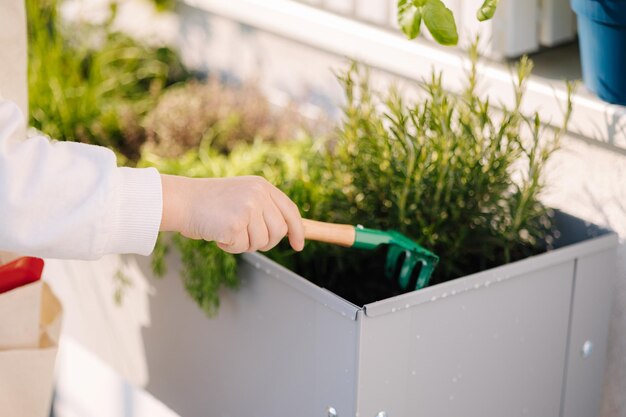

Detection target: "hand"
[160, 175, 305, 254]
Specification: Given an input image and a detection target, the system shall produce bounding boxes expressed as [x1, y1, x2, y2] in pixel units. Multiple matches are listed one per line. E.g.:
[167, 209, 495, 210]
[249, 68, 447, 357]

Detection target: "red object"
[0, 257, 44, 294]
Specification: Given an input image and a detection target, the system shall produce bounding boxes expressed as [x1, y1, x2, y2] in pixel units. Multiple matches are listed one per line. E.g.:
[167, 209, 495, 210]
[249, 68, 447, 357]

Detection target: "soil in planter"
[276, 240, 544, 306]
[266, 212, 610, 307]
[287, 245, 405, 305]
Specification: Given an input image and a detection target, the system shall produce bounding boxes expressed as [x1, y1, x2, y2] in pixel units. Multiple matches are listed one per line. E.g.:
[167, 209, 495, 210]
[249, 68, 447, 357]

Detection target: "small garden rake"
[302, 219, 439, 291]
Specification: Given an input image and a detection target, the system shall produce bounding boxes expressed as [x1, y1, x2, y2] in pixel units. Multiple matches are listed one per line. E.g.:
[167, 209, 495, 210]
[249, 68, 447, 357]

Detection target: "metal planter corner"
[142, 212, 618, 417]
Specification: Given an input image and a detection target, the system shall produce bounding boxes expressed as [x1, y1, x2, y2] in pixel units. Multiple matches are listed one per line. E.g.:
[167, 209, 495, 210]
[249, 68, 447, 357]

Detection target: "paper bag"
[0, 251, 20, 264]
[0, 280, 63, 417]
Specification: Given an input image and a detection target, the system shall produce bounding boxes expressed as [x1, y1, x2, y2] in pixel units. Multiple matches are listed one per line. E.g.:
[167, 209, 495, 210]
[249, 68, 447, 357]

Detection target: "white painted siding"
[294, 0, 577, 57]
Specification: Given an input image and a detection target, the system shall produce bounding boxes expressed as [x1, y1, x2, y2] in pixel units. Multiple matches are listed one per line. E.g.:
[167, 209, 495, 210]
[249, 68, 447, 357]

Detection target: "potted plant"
[571, 0, 626, 105]
[137, 52, 617, 417]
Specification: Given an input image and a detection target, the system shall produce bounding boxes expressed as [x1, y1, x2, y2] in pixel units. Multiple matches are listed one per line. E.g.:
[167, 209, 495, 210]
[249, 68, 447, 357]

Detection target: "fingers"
[217, 229, 250, 254]
[247, 209, 270, 252]
[202, 176, 303, 254]
[259, 202, 288, 252]
[216, 219, 251, 254]
[268, 185, 305, 251]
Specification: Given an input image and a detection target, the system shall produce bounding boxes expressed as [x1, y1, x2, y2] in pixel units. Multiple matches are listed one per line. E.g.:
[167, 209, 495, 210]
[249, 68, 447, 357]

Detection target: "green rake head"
[352, 226, 439, 290]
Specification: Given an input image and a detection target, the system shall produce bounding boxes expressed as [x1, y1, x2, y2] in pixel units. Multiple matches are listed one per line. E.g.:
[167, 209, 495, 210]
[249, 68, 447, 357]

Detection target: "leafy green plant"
[397, 0, 498, 45]
[143, 48, 573, 315]
[27, 0, 189, 160]
[316, 57, 572, 287]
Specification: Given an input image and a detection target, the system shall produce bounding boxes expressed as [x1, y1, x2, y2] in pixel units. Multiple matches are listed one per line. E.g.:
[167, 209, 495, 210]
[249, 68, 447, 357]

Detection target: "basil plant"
[397, 0, 498, 45]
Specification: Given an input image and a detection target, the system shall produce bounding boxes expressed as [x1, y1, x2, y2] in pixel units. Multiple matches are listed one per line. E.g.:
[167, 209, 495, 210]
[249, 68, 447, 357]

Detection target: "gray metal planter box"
[142, 213, 617, 417]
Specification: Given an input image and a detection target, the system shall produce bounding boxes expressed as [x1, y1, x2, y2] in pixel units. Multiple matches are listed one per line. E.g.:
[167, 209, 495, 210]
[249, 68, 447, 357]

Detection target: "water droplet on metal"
[376, 412, 388, 417]
[391, 307, 397, 313]
[405, 303, 410, 309]
[326, 406, 337, 417]
[582, 340, 594, 358]
[441, 292, 448, 298]
[430, 296, 438, 302]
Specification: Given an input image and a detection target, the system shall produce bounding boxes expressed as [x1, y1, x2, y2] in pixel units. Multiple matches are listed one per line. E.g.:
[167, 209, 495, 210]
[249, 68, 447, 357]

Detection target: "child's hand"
[160, 175, 305, 253]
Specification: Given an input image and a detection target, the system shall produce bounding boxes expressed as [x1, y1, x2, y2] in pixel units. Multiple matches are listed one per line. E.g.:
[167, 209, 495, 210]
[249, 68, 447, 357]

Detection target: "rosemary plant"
[320, 55, 573, 286]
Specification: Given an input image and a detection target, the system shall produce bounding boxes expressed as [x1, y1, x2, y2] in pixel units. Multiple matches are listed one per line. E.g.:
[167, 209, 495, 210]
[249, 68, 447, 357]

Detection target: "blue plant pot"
[571, 0, 626, 105]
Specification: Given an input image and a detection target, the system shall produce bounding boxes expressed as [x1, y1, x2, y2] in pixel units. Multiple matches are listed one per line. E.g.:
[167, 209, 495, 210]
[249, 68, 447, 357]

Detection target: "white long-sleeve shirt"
[0, 98, 163, 259]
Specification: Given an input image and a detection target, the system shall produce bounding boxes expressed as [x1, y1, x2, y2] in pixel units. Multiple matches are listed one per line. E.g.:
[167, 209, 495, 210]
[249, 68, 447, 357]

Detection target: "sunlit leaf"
[477, 0, 499, 21]
[397, 0, 422, 40]
[422, 0, 458, 46]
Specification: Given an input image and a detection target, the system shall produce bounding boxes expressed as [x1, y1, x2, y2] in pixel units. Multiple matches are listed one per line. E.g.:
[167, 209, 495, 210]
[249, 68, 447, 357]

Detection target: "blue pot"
[571, 0, 626, 105]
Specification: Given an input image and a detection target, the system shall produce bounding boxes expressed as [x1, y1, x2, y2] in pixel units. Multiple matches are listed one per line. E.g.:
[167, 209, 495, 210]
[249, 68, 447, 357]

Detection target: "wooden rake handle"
[302, 219, 356, 248]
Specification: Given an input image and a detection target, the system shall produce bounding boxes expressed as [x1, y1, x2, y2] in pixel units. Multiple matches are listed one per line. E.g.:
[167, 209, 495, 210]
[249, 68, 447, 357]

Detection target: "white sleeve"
[0, 99, 163, 260]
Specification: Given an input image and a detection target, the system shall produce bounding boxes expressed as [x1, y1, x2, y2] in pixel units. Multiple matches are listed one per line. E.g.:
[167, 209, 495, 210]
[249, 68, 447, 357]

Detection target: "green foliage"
[422, 0, 458, 46]
[477, 0, 499, 21]
[398, 0, 423, 40]
[141, 50, 573, 313]
[323, 55, 572, 284]
[27, 0, 189, 160]
[397, 0, 499, 45]
[113, 268, 133, 306]
[174, 235, 239, 316]
[397, 0, 458, 46]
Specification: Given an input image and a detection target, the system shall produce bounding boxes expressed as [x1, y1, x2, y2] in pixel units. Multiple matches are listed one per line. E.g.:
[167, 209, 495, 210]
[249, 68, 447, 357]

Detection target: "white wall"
[294, 0, 577, 57]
